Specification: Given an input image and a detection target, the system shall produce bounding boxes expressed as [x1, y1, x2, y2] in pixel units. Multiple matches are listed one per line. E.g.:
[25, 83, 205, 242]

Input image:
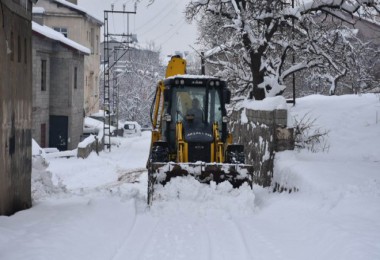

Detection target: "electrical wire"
[152, 17, 184, 41]
[158, 20, 187, 46]
[136, 0, 181, 35]
[134, 0, 172, 31]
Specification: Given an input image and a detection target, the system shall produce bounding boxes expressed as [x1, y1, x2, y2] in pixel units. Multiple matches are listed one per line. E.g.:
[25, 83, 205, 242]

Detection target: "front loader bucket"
[147, 162, 254, 205]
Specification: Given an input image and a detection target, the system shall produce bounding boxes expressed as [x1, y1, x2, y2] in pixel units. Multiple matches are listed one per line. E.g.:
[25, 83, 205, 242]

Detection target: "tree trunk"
[249, 52, 265, 100]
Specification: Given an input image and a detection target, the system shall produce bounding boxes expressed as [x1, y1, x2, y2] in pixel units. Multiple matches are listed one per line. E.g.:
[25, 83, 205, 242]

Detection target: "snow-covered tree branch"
[186, 0, 380, 99]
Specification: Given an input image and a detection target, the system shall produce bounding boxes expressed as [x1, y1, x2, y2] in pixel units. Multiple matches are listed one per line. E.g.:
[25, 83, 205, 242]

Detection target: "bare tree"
[100, 44, 164, 126]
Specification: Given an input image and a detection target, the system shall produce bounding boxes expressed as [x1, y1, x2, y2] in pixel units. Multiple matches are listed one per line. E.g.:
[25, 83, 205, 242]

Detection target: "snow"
[235, 95, 288, 111]
[32, 21, 90, 54]
[1, 94, 380, 259]
[77, 135, 95, 148]
[166, 74, 217, 80]
[32, 7, 45, 14]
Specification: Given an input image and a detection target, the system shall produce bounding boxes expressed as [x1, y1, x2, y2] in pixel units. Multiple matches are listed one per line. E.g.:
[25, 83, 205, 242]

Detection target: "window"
[40, 124, 46, 148]
[90, 28, 95, 54]
[74, 67, 78, 89]
[24, 38, 27, 64]
[94, 76, 98, 96]
[53, 27, 68, 38]
[96, 35, 99, 54]
[41, 60, 47, 91]
[17, 35, 21, 63]
[10, 31, 14, 61]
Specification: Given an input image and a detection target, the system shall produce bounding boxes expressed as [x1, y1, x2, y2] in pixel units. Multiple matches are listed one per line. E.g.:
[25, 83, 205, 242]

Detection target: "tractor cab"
[162, 76, 230, 162]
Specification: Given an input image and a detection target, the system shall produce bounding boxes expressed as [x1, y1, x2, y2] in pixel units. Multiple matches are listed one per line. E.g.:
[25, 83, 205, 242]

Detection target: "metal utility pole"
[103, 4, 136, 151]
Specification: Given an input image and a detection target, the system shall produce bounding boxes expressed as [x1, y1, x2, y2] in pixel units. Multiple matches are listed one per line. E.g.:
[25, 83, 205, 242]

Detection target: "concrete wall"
[34, 0, 102, 115]
[49, 50, 85, 150]
[32, 37, 51, 147]
[229, 108, 294, 187]
[0, 0, 33, 216]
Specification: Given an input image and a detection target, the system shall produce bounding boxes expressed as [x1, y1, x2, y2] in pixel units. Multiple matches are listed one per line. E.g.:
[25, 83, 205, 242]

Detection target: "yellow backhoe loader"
[147, 56, 254, 204]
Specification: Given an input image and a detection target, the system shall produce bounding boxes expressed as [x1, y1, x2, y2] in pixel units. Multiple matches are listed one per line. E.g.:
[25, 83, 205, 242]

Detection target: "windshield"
[170, 86, 222, 126]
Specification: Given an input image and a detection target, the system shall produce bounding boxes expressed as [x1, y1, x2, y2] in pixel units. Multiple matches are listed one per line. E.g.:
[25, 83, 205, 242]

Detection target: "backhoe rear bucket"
[147, 162, 254, 205]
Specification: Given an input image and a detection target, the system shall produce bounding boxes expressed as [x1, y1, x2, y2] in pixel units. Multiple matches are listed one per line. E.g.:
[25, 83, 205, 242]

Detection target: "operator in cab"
[186, 98, 203, 123]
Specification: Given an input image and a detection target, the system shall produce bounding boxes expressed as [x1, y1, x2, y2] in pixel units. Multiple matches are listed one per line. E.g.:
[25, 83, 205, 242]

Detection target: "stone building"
[32, 21, 90, 150]
[34, 0, 103, 115]
[0, 0, 38, 216]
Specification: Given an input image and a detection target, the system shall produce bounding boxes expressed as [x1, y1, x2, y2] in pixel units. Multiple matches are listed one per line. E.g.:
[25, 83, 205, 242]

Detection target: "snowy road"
[1, 94, 380, 260]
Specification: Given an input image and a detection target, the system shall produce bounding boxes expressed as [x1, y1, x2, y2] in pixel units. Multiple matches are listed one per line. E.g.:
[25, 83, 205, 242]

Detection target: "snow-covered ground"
[1, 94, 380, 260]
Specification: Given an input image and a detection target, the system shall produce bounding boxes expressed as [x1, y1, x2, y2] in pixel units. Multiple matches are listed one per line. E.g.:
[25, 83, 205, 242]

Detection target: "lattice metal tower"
[103, 4, 136, 151]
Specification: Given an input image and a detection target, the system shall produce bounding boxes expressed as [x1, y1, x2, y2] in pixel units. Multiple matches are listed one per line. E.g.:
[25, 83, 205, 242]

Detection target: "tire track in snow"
[204, 223, 214, 260]
[234, 219, 286, 260]
[229, 217, 255, 260]
[111, 212, 160, 260]
[204, 215, 253, 260]
[110, 199, 137, 260]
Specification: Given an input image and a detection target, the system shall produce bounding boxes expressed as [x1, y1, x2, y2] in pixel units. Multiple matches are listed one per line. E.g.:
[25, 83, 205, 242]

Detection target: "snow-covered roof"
[32, 7, 45, 14]
[53, 0, 103, 25]
[32, 21, 90, 55]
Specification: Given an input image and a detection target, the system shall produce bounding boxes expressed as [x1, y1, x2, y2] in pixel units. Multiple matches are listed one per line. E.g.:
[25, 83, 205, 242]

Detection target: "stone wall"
[229, 108, 294, 187]
[77, 136, 103, 159]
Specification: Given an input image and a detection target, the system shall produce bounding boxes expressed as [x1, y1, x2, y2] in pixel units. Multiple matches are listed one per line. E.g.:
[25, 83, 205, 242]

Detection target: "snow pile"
[152, 177, 256, 216]
[32, 139, 49, 170]
[32, 139, 66, 200]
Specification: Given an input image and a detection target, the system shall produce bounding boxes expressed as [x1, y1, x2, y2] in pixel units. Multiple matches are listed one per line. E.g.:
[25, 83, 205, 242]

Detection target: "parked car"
[123, 121, 142, 136]
[141, 124, 152, 132]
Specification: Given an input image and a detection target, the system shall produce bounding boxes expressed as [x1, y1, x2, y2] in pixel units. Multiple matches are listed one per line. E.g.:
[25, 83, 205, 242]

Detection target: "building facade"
[32, 21, 89, 150]
[0, 0, 37, 216]
[34, 0, 102, 115]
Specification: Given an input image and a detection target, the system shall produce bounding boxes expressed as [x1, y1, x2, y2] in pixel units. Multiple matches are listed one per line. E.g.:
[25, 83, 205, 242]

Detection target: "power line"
[152, 17, 185, 41]
[136, 0, 181, 36]
[134, 1, 173, 31]
[158, 20, 187, 46]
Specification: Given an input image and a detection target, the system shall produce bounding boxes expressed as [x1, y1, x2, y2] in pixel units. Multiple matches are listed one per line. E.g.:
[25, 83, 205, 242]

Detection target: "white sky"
[78, 0, 198, 58]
